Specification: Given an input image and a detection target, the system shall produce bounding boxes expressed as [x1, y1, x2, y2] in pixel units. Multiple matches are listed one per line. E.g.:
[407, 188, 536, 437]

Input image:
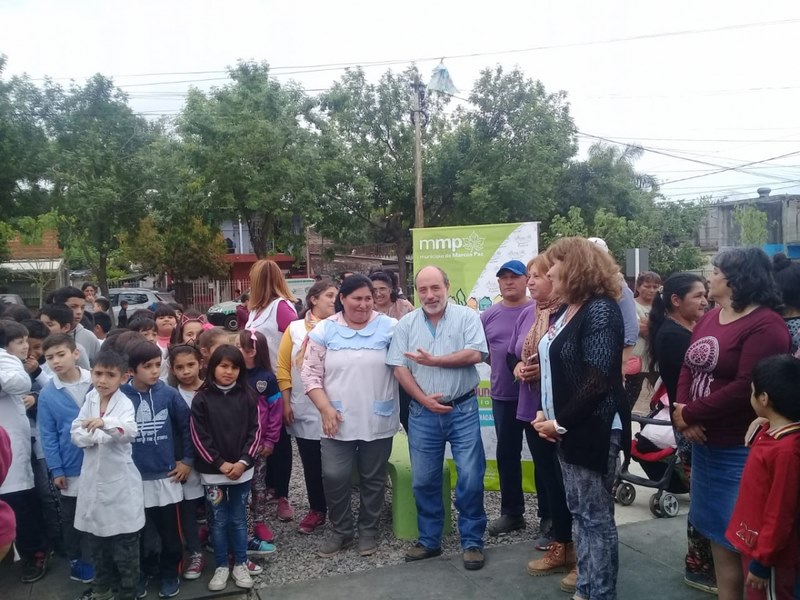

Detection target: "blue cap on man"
[495, 260, 527, 277]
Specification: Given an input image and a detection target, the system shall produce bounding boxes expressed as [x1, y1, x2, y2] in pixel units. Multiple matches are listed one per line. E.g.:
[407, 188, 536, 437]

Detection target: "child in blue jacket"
[38, 333, 95, 583]
[121, 341, 193, 600]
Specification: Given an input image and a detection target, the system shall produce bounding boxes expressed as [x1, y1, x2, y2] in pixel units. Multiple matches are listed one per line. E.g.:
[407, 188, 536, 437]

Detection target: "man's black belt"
[441, 390, 476, 406]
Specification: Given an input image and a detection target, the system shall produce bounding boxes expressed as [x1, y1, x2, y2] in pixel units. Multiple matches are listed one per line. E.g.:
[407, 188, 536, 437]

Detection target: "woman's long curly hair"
[546, 237, 623, 304]
[713, 247, 781, 312]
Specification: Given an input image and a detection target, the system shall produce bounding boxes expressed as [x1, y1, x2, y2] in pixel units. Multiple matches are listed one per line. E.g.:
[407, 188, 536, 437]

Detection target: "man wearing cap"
[386, 265, 489, 570]
[480, 260, 533, 535]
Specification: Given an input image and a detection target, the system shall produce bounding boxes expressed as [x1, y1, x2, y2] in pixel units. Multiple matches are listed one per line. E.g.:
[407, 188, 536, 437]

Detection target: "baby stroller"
[615, 381, 689, 518]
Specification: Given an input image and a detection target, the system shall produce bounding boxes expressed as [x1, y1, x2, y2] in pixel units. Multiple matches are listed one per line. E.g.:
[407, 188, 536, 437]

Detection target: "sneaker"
[135, 574, 151, 599]
[463, 547, 485, 571]
[318, 533, 354, 558]
[207, 567, 229, 592]
[684, 572, 719, 594]
[74, 589, 114, 600]
[231, 564, 253, 589]
[487, 514, 526, 536]
[182, 552, 204, 580]
[404, 542, 442, 562]
[21, 551, 48, 583]
[298, 510, 326, 534]
[247, 537, 277, 556]
[254, 522, 274, 543]
[560, 567, 578, 593]
[246, 560, 263, 575]
[358, 535, 378, 557]
[527, 542, 576, 576]
[276, 496, 294, 521]
[158, 578, 180, 599]
[69, 560, 96, 584]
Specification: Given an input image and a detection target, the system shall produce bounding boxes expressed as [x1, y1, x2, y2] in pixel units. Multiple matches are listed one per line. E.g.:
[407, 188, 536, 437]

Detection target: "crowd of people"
[0, 240, 798, 600]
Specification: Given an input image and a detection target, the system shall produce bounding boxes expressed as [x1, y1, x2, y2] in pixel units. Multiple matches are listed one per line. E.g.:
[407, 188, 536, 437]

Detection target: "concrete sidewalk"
[257, 515, 707, 600]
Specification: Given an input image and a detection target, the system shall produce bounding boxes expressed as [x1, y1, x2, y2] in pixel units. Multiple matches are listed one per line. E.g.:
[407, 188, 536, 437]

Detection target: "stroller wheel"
[649, 493, 664, 518]
[615, 483, 636, 506]
[659, 493, 680, 518]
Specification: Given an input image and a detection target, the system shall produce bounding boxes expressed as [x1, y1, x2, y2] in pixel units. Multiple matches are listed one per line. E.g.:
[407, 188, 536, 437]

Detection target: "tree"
[429, 66, 577, 226]
[734, 205, 768, 247]
[557, 143, 659, 222]
[0, 55, 52, 222]
[11, 212, 61, 307]
[178, 62, 322, 260]
[319, 66, 450, 288]
[46, 74, 154, 295]
[120, 215, 229, 282]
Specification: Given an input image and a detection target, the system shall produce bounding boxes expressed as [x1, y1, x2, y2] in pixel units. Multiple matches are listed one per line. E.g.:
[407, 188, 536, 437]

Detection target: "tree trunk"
[246, 213, 275, 259]
[97, 251, 109, 298]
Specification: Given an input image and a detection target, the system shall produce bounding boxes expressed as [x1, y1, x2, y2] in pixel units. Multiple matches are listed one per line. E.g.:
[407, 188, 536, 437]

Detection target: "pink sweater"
[0, 427, 16, 548]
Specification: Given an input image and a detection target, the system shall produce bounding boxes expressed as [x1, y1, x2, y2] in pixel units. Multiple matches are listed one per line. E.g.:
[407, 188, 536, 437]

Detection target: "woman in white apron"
[276, 279, 338, 533]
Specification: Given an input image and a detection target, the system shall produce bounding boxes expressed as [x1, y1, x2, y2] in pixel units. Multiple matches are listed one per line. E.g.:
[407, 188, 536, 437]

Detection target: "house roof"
[7, 230, 63, 260]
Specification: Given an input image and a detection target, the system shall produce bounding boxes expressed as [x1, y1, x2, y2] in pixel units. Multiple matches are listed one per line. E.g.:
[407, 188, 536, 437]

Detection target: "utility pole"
[411, 78, 426, 229]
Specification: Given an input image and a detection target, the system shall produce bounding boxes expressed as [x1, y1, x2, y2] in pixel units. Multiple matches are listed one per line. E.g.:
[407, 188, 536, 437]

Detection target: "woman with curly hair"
[674, 247, 790, 600]
[532, 237, 629, 600]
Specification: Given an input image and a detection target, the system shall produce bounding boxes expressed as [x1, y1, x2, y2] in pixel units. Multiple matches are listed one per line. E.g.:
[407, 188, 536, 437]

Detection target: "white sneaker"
[231, 563, 254, 589]
[207, 567, 229, 591]
[246, 559, 263, 575]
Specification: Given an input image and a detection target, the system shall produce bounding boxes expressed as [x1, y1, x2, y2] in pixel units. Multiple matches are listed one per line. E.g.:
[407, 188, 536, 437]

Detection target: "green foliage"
[120, 215, 229, 282]
[429, 66, 576, 226]
[178, 62, 321, 259]
[733, 205, 768, 247]
[46, 74, 155, 294]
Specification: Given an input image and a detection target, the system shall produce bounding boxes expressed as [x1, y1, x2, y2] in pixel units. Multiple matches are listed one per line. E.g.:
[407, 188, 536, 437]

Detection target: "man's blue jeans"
[206, 480, 251, 567]
[408, 396, 487, 551]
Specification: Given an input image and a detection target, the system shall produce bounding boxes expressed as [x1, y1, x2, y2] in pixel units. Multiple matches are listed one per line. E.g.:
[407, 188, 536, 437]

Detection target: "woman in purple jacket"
[506, 254, 574, 590]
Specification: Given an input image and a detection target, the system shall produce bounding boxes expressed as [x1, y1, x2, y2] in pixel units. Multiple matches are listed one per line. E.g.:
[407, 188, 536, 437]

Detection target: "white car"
[108, 288, 174, 317]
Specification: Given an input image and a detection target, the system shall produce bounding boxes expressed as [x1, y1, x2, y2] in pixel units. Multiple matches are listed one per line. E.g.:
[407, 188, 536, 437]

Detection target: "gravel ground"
[250, 443, 543, 588]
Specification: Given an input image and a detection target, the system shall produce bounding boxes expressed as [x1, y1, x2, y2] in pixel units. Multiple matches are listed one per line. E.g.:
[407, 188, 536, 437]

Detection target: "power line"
[27, 17, 800, 85]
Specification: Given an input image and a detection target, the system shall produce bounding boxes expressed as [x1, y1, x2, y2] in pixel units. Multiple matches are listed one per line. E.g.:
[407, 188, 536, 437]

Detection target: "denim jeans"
[559, 429, 621, 600]
[408, 396, 486, 550]
[206, 481, 251, 567]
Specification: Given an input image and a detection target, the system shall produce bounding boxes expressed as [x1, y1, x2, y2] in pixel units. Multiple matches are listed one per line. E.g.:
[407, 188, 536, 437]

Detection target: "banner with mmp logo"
[412, 222, 539, 491]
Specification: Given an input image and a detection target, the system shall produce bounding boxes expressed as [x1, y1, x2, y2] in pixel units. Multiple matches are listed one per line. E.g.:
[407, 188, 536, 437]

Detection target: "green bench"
[386, 431, 452, 540]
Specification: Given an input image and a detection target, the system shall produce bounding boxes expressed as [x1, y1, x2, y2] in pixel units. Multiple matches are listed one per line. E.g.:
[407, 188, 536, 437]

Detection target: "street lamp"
[410, 61, 458, 229]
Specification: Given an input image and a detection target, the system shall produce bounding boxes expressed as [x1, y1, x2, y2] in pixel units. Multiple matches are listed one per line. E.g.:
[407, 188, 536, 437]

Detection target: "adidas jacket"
[121, 379, 193, 480]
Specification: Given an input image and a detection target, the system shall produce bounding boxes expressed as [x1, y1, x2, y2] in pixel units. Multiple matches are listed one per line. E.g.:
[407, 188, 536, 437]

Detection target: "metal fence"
[173, 279, 250, 312]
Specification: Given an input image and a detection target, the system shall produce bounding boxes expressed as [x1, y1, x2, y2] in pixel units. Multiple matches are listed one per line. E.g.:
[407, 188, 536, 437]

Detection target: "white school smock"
[0, 348, 34, 494]
[71, 389, 145, 537]
[246, 298, 297, 370]
[284, 319, 323, 441]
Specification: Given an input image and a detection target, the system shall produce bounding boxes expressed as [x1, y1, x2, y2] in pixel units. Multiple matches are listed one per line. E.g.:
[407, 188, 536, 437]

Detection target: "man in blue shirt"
[386, 265, 489, 571]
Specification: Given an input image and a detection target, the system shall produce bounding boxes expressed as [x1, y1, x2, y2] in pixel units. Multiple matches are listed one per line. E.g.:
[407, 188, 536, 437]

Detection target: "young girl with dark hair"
[647, 273, 716, 593]
[168, 344, 206, 581]
[238, 329, 281, 552]
[190, 345, 260, 592]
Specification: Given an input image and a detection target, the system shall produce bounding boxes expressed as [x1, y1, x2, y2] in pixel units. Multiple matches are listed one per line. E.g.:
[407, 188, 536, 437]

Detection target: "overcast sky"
[4, 0, 800, 203]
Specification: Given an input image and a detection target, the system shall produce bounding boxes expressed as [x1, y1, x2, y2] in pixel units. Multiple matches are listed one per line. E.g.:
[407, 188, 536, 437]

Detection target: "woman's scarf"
[293, 311, 323, 369]
[521, 296, 563, 363]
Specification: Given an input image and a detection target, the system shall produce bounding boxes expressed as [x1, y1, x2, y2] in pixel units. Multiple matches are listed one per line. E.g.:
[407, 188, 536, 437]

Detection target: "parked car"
[206, 301, 241, 331]
[108, 288, 174, 318]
